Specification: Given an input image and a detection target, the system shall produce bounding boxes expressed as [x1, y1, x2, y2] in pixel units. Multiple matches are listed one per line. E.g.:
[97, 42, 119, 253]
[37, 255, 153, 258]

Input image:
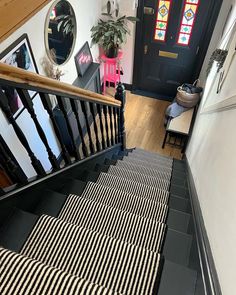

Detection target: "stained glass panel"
[154, 0, 172, 42]
[177, 0, 200, 46]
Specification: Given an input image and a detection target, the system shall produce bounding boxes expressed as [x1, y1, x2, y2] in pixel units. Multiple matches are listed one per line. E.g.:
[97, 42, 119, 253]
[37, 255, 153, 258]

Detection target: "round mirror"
[45, 0, 77, 65]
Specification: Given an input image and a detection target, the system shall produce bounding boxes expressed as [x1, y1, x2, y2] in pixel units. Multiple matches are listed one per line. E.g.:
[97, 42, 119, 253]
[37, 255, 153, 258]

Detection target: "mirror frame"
[44, 0, 77, 66]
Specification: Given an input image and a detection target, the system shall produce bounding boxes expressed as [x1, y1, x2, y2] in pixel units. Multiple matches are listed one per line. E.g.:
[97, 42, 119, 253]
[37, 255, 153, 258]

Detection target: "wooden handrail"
[0, 63, 121, 107]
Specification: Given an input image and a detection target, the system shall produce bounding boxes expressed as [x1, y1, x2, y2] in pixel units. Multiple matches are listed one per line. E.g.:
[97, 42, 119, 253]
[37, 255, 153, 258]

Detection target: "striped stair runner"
[120, 157, 173, 173]
[107, 166, 170, 190]
[126, 152, 173, 167]
[58, 194, 166, 252]
[132, 148, 173, 160]
[97, 172, 169, 204]
[0, 247, 120, 295]
[20, 215, 163, 295]
[79, 182, 168, 223]
[115, 160, 172, 180]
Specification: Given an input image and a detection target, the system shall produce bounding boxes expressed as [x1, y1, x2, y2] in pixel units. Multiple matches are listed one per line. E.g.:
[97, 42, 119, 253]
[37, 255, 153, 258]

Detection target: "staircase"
[0, 62, 205, 294]
[0, 147, 204, 295]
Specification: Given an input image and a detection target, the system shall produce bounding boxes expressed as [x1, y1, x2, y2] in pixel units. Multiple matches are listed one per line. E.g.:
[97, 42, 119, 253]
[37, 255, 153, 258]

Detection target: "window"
[177, 0, 200, 46]
[154, 0, 172, 42]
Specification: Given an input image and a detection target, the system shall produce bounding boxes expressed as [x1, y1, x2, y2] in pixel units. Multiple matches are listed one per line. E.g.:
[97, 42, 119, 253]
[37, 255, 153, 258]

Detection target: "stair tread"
[0, 209, 38, 253]
[80, 181, 168, 223]
[0, 247, 118, 295]
[133, 148, 173, 160]
[163, 229, 193, 266]
[158, 260, 197, 295]
[97, 172, 169, 204]
[121, 156, 173, 172]
[107, 166, 170, 191]
[59, 194, 166, 253]
[128, 153, 173, 167]
[57, 178, 87, 195]
[21, 214, 163, 295]
[167, 208, 191, 233]
[115, 160, 172, 180]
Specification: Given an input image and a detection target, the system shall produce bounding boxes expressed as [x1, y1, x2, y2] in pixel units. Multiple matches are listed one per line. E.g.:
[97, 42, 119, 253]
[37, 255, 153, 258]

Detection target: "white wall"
[0, 0, 102, 178]
[186, 0, 236, 294]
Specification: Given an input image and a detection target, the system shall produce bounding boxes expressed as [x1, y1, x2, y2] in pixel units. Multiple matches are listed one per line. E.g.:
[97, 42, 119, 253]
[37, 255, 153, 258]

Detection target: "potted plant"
[91, 15, 139, 58]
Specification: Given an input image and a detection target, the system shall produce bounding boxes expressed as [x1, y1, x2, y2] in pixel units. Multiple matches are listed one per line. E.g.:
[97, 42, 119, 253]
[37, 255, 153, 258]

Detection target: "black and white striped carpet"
[1, 148, 174, 294]
[21, 215, 163, 295]
[59, 194, 166, 252]
[79, 182, 168, 223]
[115, 160, 172, 180]
[0, 247, 120, 295]
[107, 166, 170, 191]
[97, 172, 169, 204]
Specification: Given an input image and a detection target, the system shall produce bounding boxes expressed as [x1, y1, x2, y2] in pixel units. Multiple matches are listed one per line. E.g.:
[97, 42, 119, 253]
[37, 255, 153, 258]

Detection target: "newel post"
[115, 83, 126, 150]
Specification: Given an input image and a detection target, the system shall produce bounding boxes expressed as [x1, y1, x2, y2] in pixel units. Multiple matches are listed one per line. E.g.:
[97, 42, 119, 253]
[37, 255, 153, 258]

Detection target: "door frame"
[132, 0, 223, 95]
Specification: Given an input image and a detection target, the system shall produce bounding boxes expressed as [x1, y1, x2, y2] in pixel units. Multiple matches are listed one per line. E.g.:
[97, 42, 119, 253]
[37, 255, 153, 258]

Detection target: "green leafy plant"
[91, 15, 139, 57]
[56, 14, 76, 37]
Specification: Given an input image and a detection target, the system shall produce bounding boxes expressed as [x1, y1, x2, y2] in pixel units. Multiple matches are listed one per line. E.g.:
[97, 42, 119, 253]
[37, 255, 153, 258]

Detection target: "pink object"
[100, 51, 123, 94]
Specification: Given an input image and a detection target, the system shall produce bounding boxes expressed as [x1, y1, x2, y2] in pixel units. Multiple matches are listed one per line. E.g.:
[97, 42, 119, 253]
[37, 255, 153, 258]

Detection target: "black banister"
[0, 88, 46, 177]
[89, 103, 101, 153]
[108, 106, 115, 146]
[40, 93, 72, 165]
[0, 135, 28, 184]
[17, 89, 60, 171]
[103, 105, 110, 147]
[70, 99, 89, 158]
[80, 101, 95, 155]
[115, 83, 126, 150]
[97, 104, 106, 150]
[56, 95, 81, 160]
[113, 107, 118, 144]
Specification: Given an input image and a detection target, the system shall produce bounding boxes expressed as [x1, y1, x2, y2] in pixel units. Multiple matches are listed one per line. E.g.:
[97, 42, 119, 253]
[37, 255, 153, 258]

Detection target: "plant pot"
[105, 47, 118, 58]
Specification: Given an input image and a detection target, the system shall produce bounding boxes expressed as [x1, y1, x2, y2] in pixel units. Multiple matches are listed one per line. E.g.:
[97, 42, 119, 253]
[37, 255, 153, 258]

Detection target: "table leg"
[162, 131, 168, 149]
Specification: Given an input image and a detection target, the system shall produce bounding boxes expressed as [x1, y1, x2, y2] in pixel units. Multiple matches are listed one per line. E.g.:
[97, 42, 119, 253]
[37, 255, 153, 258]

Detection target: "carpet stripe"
[107, 166, 170, 191]
[97, 173, 169, 204]
[80, 182, 168, 223]
[122, 156, 173, 172]
[115, 160, 172, 180]
[0, 247, 118, 295]
[21, 215, 162, 295]
[58, 194, 166, 252]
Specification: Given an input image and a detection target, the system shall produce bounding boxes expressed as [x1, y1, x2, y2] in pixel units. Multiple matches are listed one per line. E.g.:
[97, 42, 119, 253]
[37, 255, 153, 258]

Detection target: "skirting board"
[186, 159, 222, 295]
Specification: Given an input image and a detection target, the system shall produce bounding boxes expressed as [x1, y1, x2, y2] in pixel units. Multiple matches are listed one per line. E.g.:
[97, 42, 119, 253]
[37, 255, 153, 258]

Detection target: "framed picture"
[74, 41, 93, 77]
[0, 34, 38, 119]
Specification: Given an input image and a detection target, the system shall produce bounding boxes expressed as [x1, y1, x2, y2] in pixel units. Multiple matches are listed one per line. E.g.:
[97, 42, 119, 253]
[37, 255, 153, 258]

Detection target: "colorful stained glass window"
[154, 0, 172, 42]
[177, 0, 200, 46]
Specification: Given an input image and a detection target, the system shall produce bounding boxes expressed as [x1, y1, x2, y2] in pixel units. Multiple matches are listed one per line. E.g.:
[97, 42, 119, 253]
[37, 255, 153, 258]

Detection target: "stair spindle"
[17, 89, 60, 171]
[89, 103, 101, 152]
[97, 104, 106, 150]
[115, 83, 126, 150]
[39, 93, 72, 165]
[103, 105, 111, 147]
[108, 106, 115, 146]
[0, 88, 46, 176]
[113, 107, 118, 144]
[70, 99, 89, 158]
[56, 96, 81, 160]
[80, 101, 95, 154]
[0, 136, 28, 184]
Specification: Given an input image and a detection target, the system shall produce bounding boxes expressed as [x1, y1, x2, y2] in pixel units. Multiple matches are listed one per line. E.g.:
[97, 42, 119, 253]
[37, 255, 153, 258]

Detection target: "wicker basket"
[176, 80, 201, 108]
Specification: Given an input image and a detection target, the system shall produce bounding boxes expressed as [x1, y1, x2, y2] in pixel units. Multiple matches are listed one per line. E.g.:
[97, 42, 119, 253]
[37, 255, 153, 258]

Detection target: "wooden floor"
[107, 89, 182, 160]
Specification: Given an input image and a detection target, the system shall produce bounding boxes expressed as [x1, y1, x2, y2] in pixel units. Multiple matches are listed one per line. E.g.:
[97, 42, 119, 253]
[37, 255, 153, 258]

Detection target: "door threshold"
[131, 89, 174, 102]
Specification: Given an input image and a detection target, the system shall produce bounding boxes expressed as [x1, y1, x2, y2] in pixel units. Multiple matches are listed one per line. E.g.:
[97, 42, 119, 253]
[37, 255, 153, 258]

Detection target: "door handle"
[144, 45, 148, 55]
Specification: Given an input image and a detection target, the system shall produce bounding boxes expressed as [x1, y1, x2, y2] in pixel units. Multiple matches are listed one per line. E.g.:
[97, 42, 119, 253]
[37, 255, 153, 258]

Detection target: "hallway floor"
[121, 91, 182, 160]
